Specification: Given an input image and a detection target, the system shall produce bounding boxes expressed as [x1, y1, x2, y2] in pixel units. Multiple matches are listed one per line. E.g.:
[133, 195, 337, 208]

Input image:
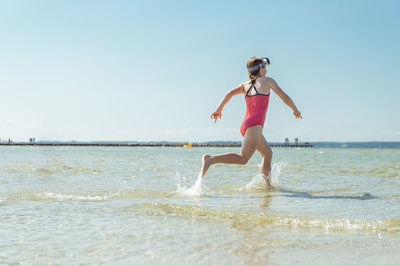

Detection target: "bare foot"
[263, 174, 272, 187]
[201, 154, 212, 178]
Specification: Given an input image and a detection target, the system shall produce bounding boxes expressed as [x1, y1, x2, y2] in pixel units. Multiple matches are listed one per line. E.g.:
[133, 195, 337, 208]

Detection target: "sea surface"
[1, 146, 399, 265]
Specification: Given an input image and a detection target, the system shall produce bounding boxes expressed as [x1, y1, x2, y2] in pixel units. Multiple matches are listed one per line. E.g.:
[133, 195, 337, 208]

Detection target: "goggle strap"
[247, 58, 270, 72]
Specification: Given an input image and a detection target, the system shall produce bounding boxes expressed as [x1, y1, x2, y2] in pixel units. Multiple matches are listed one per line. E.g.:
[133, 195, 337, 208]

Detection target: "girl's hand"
[293, 110, 303, 119]
[211, 110, 222, 123]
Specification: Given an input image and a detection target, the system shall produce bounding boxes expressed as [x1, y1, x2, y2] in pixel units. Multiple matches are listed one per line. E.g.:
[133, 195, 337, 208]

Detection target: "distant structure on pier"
[282, 137, 311, 147]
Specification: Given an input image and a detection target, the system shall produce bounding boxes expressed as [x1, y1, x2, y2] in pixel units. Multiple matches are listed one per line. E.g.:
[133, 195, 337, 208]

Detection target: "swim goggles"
[247, 57, 270, 72]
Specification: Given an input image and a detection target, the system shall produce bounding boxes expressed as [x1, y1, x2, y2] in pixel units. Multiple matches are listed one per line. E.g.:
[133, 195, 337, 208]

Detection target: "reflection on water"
[278, 189, 379, 200]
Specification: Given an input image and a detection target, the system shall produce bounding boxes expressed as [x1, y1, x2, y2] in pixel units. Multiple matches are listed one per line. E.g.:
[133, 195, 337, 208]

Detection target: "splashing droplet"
[175, 171, 203, 196]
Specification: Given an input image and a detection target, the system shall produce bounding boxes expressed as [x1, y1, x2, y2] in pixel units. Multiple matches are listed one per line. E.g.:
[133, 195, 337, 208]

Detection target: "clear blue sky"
[1, 0, 399, 142]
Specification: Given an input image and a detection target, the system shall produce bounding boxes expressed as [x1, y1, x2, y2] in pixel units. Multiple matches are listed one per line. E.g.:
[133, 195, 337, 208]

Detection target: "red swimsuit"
[240, 81, 270, 137]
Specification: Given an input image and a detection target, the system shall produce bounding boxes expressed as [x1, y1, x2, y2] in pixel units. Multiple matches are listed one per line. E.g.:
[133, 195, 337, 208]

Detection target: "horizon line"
[1, 140, 400, 144]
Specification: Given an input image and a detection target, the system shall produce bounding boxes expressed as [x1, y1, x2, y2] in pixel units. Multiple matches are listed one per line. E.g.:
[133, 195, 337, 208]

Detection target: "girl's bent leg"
[201, 126, 263, 177]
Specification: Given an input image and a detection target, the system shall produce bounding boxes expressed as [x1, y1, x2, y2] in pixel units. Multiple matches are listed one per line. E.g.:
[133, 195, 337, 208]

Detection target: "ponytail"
[247, 57, 264, 82]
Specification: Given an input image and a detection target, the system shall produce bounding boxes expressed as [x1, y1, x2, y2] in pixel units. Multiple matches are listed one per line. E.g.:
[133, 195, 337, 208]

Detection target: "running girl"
[200, 57, 302, 185]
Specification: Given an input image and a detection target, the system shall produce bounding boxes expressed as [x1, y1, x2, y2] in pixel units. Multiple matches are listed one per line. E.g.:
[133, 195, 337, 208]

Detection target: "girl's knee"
[239, 154, 250, 165]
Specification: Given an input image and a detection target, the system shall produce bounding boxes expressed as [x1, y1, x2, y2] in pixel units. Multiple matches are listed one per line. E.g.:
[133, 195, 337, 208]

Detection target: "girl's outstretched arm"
[269, 78, 303, 119]
[211, 84, 244, 122]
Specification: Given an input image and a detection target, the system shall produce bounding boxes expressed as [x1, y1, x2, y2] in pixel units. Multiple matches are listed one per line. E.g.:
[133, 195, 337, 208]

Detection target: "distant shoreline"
[1, 141, 400, 148]
[0, 143, 313, 148]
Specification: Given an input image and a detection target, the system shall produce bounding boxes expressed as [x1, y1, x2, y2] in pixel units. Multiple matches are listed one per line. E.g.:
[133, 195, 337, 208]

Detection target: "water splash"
[175, 171, 204, 196]
[245, 174, 266, 190]
[245, 162, 283, 189]
[270, 162, 283, 187]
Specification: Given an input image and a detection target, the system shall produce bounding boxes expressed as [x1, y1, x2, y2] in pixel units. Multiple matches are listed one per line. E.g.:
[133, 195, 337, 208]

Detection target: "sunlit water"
[1, 146, 399, 265]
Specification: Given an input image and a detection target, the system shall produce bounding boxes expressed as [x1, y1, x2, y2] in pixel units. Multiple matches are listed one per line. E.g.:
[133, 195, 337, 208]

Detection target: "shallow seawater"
[0, 146, 399, 265]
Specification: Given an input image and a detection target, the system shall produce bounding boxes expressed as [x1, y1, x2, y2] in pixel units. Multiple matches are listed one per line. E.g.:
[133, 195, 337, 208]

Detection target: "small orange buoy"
[183, 143, 192, 148]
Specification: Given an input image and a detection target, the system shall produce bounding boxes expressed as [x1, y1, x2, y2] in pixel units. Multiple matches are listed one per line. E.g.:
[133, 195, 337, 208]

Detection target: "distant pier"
[0, 143, 312, 148]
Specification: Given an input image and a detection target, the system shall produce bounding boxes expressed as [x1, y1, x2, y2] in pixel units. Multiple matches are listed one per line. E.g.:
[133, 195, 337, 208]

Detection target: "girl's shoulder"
[241, 80, 252, 90]
[242, 77, 265, 90]
[261, 77, 278, 88]
[260, 76, 275, 83]
[242, 77, 275, 89]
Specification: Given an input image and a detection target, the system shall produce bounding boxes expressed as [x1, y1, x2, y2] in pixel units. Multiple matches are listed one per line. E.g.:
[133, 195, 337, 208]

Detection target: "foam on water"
[4, 188, 177, 202]
[4, 192, 118, 202]
[36, 192, 119, 201]
[140, 202, 400, 232]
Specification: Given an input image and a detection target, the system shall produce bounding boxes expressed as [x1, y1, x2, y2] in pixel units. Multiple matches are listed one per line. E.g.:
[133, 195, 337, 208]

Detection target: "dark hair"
[247, 57, 264, 83]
